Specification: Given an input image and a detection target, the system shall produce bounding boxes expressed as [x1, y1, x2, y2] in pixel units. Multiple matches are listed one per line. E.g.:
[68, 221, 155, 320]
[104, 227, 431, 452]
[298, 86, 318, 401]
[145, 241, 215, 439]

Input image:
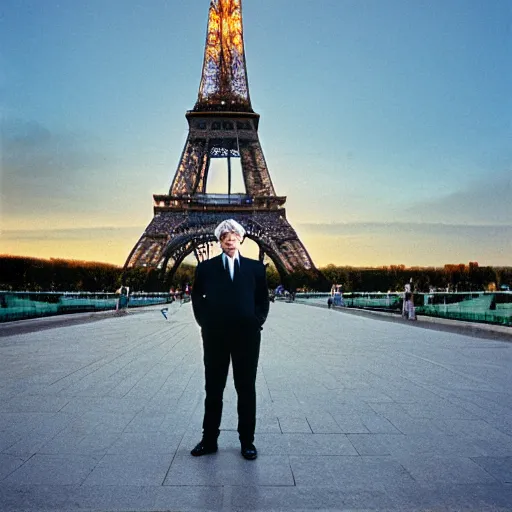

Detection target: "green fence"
[3, 290, 511, 327]
[295, 291, 512, 327]
[0, 291, 173, 322]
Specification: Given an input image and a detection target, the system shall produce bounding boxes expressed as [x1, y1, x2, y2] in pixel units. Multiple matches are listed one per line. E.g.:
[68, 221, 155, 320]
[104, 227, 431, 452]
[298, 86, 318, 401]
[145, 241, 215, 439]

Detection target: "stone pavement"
[0, 301, 511, 511]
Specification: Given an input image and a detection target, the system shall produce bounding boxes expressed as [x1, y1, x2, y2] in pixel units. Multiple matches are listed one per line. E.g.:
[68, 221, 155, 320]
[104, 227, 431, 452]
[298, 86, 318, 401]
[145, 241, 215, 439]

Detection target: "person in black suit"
[191, 219, 269, 460]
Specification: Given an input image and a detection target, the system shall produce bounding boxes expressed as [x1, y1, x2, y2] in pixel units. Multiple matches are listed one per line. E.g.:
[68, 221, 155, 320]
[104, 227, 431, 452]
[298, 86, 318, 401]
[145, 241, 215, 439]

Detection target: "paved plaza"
[0, 301, 511, 511]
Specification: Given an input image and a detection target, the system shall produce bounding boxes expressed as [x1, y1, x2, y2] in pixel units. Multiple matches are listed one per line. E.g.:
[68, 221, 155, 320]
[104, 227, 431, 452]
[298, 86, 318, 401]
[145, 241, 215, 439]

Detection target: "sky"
[1, 0, 511, 268]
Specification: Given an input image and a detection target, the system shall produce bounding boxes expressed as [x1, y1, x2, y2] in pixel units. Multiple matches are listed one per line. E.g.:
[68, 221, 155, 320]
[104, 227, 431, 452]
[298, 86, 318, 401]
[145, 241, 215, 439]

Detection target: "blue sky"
[1, 0, 511, 267]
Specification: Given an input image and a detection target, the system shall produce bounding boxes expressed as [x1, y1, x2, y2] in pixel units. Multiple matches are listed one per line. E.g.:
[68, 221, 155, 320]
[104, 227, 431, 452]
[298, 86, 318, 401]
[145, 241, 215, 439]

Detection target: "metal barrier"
[416, 291, 512, 326]
[0, 291, 173, 323]
[294, 291, 512, 327]
[2, 290, 511, 327]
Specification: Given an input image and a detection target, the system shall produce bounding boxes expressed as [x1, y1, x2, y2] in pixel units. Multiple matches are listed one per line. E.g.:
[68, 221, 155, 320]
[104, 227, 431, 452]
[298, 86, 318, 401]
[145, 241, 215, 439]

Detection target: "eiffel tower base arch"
[124, 209, 324, 290]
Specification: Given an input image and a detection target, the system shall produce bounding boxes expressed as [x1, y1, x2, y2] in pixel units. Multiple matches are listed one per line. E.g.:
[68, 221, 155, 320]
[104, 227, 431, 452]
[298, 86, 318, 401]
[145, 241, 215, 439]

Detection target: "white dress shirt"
[222, 251, 240, 280]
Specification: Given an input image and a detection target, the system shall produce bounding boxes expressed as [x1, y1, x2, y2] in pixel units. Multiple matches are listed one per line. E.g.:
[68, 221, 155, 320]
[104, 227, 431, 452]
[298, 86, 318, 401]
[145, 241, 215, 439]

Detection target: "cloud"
[0, 226, 146, 265]
[298, 221, 512, 237]
[297, 221, 511, 267]
[404, 172, 512, 225]
[1, 118, 107, 176]
[0, 118, 114, 216]
[0, 226, 144, 242]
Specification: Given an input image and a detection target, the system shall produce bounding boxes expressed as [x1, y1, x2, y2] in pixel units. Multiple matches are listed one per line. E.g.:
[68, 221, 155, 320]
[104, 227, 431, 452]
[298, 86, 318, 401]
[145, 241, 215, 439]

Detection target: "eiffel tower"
[125, 0, 319, 284]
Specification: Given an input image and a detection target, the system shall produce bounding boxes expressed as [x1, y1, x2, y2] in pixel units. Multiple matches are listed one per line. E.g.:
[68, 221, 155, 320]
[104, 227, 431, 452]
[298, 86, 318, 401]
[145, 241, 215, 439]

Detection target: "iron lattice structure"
[125, 0, 319, 283]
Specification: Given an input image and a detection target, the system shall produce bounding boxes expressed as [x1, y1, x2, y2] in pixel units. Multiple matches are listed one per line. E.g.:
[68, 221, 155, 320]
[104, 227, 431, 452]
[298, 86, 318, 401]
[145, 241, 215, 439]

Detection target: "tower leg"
[227, 154, 232, 196]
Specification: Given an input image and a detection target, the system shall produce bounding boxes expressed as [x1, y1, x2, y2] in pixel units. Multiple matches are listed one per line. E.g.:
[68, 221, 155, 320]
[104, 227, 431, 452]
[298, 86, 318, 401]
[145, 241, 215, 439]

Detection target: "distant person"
[327, 296, 333, 309]
[191, 219, 269, 460]
[116, 285, 129, 313]
[402, 278, 416, 320]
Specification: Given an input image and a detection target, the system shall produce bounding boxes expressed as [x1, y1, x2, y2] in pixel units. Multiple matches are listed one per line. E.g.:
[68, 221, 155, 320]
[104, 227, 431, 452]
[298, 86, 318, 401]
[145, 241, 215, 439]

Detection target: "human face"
[220, 232, 241, 258]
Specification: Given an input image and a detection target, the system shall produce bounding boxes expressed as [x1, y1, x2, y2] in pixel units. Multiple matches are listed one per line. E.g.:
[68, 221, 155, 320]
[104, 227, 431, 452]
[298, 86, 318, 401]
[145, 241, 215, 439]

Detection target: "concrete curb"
[0, 304, 165, 338]
[296, 299, 512, 342]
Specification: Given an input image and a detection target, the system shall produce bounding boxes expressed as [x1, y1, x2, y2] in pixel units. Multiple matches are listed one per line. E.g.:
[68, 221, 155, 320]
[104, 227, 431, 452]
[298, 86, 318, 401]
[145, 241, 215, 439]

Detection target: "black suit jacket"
[191, 254, 269, 331]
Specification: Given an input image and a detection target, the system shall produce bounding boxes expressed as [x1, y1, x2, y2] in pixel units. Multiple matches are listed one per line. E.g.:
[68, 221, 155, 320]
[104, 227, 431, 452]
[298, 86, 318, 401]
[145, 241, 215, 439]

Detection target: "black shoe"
[191, 440, 218, 457]
[241, 443, 258, 460]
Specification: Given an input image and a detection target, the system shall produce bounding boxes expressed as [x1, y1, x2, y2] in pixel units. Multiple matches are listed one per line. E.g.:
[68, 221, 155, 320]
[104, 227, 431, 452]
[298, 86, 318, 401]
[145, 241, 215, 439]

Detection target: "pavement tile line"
[111, 325, 195, 401]
[0, 302, 512, 511]
[43, 323, 179, 390]
[50, 315, 191, 398]
[297, 297, 512, 343]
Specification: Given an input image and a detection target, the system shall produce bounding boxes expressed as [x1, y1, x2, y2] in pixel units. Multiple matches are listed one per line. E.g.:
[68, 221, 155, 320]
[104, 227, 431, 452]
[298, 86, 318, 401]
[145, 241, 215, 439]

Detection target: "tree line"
[0, 255, 199, 293]
[0, 255, 510, 293]
[318, 263, 511, 293]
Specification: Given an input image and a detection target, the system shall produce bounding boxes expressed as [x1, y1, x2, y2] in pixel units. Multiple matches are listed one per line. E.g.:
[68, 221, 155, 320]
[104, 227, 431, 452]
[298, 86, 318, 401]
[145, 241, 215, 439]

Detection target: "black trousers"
[201, 327, 261, 445]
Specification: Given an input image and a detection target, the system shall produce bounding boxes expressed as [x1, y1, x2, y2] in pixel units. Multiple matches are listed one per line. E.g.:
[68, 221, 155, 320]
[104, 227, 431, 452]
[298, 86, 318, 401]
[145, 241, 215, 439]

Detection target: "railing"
[0, 291, 173, 323]
[154, 194, 253, 207]
[153, 194, 286, 209]
[2, 290, 511, 327]
[294, 291, 512, 327]
[193, 193, 252, 205]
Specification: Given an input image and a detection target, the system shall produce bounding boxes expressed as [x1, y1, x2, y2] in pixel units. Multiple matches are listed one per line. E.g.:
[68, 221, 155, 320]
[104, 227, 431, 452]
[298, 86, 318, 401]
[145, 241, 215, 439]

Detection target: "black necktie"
[223, 255, 234, 280]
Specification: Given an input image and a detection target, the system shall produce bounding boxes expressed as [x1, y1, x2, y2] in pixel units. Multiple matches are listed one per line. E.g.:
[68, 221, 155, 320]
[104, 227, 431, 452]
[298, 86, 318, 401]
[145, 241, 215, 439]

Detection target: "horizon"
[2, 253, 511, 271]
[1, 0, 511, 267]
